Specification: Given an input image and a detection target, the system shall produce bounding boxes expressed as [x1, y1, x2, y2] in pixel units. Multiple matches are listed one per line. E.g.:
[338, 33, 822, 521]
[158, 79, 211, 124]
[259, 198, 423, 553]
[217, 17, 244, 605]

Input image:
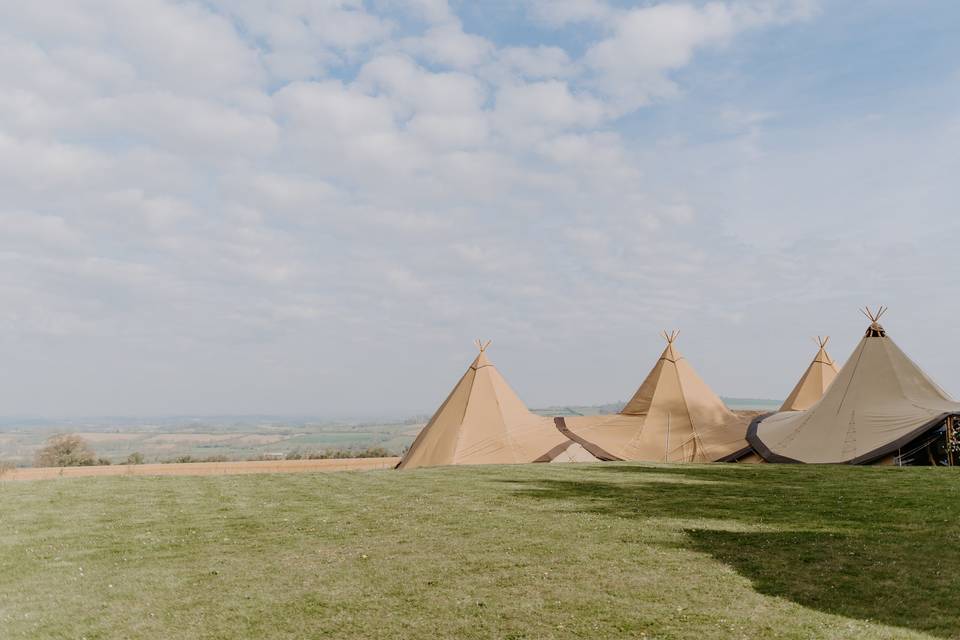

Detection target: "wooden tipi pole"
[947, 415, 956, 467]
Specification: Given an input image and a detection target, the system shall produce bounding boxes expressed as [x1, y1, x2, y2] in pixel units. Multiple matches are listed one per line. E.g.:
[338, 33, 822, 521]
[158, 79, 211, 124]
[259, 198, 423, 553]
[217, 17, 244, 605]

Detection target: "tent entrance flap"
[893, 414, 960, 466]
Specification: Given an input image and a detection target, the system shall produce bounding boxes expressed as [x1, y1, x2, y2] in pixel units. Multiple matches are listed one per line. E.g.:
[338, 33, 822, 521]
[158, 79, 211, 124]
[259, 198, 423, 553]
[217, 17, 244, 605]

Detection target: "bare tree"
[34, 434, 96, 467]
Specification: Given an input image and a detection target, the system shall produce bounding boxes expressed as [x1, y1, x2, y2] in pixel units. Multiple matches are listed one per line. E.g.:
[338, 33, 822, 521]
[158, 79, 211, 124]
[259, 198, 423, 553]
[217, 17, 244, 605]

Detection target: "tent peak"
[661, 329, 680, 344]
[860, 306, 888, 337]
[474, 339, 492, 353]
[815, 336, 830, 349]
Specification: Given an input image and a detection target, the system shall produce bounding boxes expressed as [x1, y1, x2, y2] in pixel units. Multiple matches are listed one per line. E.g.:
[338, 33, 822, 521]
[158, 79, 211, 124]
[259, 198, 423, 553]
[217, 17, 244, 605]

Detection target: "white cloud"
[0, 211, 86, 251]
[584, 1, 818, 108]
[388, 0, 456, 25]
[273, 79, 434, 179]
[661, 202, 695, 224]
[102, 190, 197, 232]
[588, 3, 737, 73]
[385, 266, 428, 294]
[83, 92, 279, 158]
[584, 3, 737, 107]
[212, 1, 392, 80]
[495, 81, 607, 134]
[356, 54, 487, 116]
[4, 0, 956, 417]
[524, 0, 613, 27]
[4, 0, 263, 98]
[375, 209, 453, 232]
[0, 133, 112, 192]
[355, 54, 490, 148]
[399, 23, 494, 69]
[497, 46, 575, 79]
[407, 113, 490, 148]
[275, 80, 396, 135]
[247, 173, 342, 214]
[563, 226, 610, 254]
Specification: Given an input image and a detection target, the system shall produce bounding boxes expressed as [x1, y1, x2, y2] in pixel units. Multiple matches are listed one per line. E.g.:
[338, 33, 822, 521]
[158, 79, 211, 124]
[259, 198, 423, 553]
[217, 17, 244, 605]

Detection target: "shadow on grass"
[505, 464, 960, 638]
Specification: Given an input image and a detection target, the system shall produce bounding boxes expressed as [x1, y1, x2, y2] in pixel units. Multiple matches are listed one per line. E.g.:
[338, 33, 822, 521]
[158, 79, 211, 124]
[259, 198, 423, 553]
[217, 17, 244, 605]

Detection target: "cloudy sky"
[2, 0, 959, 418]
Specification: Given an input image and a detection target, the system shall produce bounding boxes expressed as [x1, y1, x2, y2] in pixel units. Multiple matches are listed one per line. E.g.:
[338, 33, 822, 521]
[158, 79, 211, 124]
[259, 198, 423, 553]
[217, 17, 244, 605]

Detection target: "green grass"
[1, 463, 958, 639]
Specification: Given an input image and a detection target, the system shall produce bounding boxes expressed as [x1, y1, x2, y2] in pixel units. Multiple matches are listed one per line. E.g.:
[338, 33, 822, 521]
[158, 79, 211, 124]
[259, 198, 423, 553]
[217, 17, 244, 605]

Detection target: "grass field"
[2, 463, 958, 639]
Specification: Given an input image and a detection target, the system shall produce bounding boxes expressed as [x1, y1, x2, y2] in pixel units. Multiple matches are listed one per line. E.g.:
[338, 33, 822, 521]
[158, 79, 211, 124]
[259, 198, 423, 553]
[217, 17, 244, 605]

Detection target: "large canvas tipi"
[397, 342, 587, 469]
[749, 308, 960, 464]
[562, 332, 750, 462]
[779, 337, 839, 412]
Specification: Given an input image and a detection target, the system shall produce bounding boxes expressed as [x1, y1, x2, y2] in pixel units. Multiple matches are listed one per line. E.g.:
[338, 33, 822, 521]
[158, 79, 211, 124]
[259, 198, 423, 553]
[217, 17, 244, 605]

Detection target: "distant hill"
[533, 397, 781, 416]
[722, 397, 783, 410]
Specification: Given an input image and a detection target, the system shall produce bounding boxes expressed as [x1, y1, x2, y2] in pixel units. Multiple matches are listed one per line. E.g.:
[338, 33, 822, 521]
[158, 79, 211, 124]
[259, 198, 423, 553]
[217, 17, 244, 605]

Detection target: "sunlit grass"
[1, 463, 957, 639]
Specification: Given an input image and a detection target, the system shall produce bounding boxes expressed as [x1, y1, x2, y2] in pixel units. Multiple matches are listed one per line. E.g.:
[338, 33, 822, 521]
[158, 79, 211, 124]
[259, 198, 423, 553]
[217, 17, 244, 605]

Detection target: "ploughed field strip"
[1, 463, 958, 639]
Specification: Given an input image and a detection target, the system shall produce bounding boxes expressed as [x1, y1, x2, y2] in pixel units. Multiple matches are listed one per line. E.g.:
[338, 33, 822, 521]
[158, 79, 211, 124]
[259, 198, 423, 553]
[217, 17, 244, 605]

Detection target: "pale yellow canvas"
[779, 337, 839, 412]
[565, 332, 749, 463]
[398, 345, 588, 469]
[751, 310, 960, 464]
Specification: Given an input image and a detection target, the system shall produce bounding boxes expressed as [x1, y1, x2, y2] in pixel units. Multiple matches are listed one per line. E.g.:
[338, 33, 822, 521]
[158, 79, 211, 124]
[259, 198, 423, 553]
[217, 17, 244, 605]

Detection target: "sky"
[1, 0, 959, 418]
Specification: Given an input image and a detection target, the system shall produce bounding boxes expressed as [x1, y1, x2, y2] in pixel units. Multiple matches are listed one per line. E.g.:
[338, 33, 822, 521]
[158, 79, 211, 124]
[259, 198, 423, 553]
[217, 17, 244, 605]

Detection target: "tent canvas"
[397, 342, 591, 469]
[779, 336, 839, 412]
[547, 442, 599, 463]
[564, 331, 750, 463]
[749, 308, 960, 464]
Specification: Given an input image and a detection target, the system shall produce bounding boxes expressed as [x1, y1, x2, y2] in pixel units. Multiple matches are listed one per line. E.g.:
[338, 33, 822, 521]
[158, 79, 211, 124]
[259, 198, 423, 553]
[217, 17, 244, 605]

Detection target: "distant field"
[0, 419, 423, 466]
[0, 400, 779, 467]
[0, 457, 400, 481]
[1, 463, 957, 639]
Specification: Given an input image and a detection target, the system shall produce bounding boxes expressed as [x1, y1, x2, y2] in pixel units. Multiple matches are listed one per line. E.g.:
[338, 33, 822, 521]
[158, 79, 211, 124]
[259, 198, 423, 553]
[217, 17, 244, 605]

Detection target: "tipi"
[562, 331, 750, 462]
[749, 308, 960, 464]
[397, 341, 590, 469]
[779, 337, 839, 412]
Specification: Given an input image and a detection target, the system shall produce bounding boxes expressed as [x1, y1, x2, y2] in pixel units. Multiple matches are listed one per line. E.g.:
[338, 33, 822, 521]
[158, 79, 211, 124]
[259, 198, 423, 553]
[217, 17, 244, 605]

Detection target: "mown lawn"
[1, 463, 958, 639]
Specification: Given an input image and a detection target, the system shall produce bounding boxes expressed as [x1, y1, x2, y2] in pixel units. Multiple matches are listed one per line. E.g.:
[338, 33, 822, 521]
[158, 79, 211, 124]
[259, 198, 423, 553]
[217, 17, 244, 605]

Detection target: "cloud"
[0, 211, 86, 251]
[85, 92, 279, 157]
[497, 46, 575, 79]
[275, 80, 396, 135]
[524, 0, 613, 27]
[356, 54, 488, 116]
[4, 0, 957, 417]
[584, 3, 732, 108]
[210, 1, 392, 80]
[102, 190, 197, 232]
[495, 81, 607, 135]
[399, 23, 494, 69]
[389, 0, 457, 25]
[0, 133, 112, 193]
[583, 1, 818, 108]
[385, 266, 430, 295]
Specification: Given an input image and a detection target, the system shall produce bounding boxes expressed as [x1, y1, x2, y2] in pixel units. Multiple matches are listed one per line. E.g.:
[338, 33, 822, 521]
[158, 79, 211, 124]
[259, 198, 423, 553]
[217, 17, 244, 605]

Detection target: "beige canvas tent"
[779, 336, 839, 412]
[749, 308, 960, 464]
[397, 342, 591, 469]
[562, 331, 750, 463]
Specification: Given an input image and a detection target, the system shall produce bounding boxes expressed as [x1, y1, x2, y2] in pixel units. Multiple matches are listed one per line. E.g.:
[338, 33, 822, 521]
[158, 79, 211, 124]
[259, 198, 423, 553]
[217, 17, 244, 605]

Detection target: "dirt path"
[0, 457, 401, 481]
